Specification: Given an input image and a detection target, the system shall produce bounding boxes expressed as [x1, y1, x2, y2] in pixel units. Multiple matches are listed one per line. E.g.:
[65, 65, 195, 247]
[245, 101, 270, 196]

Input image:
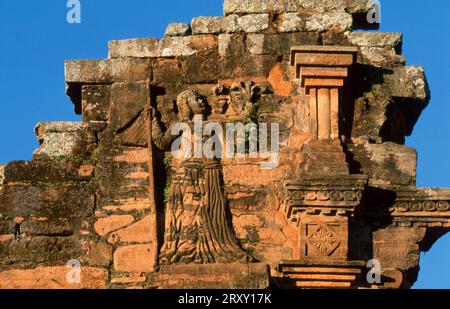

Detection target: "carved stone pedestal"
[276, 260, 366, 289]
[279, 175, 368, 287]
[153, 263, 270, 289]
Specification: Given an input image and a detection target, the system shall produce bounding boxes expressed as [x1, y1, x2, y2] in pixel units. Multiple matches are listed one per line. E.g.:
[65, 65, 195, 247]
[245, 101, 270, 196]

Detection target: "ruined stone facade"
[0, 0, 448, 289]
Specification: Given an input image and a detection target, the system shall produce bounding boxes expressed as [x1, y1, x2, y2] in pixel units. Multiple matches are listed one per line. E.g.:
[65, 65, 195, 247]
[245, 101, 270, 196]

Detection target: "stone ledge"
[223, 0, 376, 16]
[192, 16, 226, 35]
[276, 260, 367, 288]
[164, 23, 192, 37]
[65, 58, 152, 84]
[33, 122, 83, 159]
[392, 187, 450, 217]
[385, 66, 429, 100]
[155, 263, 270, 289]
[246, 33, 320, 57]
[191, 14, 270, 35]
[223, 0, 289, 16]
[346, 32, 403, 51]
[357, 46, 406, 68]
[278, 12, 302, 33]
[305, 10, 353, 32]
[65, 58, 153, 114]
[346, 0, 377, 13]
[65, 59, 111, 84]
[108, 35, 218, 58]
[34, 121, 82, 136]
[279, 259, 366, 268]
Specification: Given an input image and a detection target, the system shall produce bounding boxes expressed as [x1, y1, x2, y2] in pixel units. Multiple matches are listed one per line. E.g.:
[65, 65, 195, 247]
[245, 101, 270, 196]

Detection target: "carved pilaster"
[291, 46, 357, 141]
[276, 47, 368, 284]
[290, 46, 358, 176]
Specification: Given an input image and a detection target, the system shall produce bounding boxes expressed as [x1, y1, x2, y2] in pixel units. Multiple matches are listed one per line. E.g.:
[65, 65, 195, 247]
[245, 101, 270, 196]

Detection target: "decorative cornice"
[281, 175, 368, 225]
[365, 187, 450, 228]
[391, 188, 450, 217]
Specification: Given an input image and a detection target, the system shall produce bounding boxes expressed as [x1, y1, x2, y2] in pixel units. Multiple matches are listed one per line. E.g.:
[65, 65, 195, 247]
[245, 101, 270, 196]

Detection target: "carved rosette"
[307, 224, 341, 256]
[299, 216, 348, 260]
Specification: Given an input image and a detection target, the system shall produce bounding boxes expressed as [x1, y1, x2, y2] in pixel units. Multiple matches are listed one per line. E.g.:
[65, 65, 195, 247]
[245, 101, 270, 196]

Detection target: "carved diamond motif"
[307, 225, 340, 256]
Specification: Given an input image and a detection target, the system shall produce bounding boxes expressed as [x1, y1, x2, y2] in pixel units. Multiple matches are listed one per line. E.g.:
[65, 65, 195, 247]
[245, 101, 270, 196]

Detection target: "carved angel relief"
[117, 81, 268, 147]
[152, 89, 253, 265]
[116, 83, 268, 265]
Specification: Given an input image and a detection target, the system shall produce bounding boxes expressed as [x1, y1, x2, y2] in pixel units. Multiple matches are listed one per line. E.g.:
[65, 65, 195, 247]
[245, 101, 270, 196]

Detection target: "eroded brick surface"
[0, 0, 447, 290]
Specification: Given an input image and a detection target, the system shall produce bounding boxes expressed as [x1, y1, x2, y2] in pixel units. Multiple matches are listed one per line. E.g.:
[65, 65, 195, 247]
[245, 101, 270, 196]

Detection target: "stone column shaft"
[317, 88, 331, 140]
[330, 88, 340, 140]
[309, 88, 318, 139]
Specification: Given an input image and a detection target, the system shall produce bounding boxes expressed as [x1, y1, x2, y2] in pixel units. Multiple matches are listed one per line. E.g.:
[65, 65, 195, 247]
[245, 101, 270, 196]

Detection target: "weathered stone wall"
[0, 122, 105, 287]
[0, 0, 446, 289]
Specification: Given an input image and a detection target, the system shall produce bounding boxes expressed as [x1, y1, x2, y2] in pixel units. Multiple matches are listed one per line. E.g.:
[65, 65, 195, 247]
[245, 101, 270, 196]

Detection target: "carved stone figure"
[211, 85, 229, 115]
[227, 81, 264, 121]
[152, 90, 252, 265]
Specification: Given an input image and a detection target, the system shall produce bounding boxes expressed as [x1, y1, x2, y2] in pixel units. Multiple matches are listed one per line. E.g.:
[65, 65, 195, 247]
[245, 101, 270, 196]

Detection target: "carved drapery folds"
[159, 159, 251, 264]
[58, 37, 444, 288]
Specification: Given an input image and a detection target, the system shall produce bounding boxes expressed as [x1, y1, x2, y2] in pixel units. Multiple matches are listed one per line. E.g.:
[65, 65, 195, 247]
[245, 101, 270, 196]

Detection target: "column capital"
[290, 45, 358, 91]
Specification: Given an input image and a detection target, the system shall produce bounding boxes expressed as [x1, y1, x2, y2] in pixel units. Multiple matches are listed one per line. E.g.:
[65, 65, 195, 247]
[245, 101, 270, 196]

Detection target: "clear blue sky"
[0, 0, 449, 288]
